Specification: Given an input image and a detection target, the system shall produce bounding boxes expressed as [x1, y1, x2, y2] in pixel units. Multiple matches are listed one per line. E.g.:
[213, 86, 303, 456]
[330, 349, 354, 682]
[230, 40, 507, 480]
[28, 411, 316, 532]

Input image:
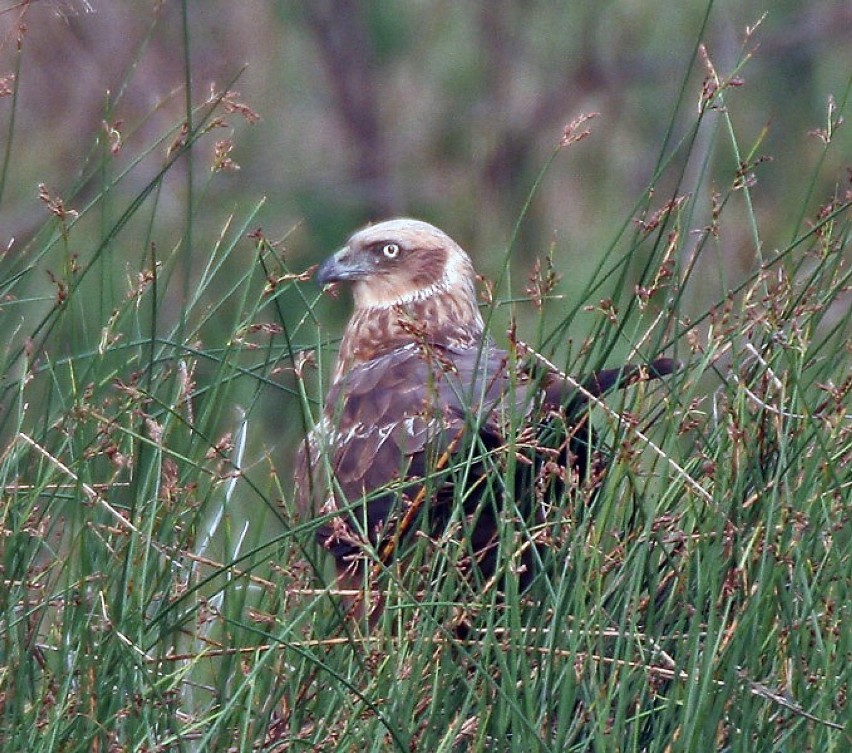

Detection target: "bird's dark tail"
[579, 357, 681, 399]
[543, 357, 681, 411]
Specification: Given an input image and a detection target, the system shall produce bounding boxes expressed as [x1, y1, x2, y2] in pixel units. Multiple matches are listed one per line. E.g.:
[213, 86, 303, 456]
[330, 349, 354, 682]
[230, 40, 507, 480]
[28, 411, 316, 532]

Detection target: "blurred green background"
[3, 2, 849, 263]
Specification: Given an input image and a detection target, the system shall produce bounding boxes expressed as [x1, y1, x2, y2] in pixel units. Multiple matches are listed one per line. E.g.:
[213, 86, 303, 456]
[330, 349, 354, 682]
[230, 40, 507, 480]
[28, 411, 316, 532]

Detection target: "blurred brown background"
[2, 0, 849, 275]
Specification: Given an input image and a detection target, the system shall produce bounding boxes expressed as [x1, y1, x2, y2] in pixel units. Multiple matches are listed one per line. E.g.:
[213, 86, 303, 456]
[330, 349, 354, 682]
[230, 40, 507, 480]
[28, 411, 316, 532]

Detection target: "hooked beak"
[315, 246, 371, 285]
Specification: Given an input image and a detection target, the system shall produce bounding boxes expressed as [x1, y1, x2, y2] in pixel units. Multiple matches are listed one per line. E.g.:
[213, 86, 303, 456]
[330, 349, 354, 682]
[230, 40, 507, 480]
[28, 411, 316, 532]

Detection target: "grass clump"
[1, 4, 850, 752]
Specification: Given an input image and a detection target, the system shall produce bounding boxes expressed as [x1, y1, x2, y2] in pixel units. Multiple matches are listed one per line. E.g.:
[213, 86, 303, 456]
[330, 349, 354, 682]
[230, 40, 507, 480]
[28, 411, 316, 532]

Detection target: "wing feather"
[294, 342, 529, 550]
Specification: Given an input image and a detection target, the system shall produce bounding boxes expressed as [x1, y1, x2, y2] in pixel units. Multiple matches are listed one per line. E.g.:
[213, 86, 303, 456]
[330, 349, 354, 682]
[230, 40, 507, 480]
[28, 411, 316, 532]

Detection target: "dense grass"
[1, 4, 850, 752]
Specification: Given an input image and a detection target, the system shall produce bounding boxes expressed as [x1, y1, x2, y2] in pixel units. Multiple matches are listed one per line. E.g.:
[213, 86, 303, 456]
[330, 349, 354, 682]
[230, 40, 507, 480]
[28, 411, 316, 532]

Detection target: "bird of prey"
[294, 218, 677, 619]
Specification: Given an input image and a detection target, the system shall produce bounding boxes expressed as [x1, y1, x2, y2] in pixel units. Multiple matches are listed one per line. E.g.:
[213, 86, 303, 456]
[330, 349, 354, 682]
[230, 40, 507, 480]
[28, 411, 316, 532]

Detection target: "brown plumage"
[294, 218, 677, 616]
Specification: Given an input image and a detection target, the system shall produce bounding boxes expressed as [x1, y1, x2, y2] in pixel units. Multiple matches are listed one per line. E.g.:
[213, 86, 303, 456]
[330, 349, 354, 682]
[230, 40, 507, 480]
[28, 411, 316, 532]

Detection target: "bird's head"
[316, 218, 478, 311]
[316, 218, 486, 377]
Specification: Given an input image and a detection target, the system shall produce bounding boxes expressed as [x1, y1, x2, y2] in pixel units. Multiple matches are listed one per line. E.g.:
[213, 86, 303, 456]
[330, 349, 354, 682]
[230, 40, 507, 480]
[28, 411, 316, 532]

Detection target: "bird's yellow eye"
[382, 243, 401, 259]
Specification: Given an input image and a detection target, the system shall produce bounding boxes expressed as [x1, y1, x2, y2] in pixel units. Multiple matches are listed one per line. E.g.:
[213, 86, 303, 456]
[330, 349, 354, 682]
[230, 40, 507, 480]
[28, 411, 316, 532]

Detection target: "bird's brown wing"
[294, 344, 678, 564]
[293, 342, 539, 557]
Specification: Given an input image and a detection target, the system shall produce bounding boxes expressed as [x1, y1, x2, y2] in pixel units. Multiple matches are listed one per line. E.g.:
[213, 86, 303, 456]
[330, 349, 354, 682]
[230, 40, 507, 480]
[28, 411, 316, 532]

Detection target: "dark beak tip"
[315, 258, 339, 286]
[315, 248, 369, 286]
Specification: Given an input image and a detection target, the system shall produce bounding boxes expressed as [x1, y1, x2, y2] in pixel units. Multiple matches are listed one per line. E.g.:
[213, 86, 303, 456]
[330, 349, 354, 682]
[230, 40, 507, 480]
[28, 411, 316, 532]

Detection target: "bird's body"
[294, 219, 676, 615]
